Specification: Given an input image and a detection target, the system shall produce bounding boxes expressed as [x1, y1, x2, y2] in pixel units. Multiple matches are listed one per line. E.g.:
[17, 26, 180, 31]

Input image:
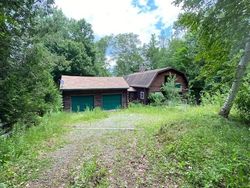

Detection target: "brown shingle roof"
[60, 75, 129, 90]
[124, 67, 188, 88]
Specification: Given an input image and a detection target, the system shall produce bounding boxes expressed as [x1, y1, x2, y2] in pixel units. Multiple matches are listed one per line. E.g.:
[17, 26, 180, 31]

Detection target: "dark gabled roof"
[60, 75, 129, 90]
[124, 67, 188, 88]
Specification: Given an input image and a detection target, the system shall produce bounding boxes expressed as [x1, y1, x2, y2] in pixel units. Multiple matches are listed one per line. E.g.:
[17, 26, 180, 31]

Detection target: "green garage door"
[71, 96, 94, 112]
[102, 94, 122, 110]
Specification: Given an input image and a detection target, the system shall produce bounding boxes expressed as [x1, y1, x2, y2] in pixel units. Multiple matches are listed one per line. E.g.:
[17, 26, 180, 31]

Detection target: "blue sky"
[55, 0, 180, 43]
[131, 0, 158, 13]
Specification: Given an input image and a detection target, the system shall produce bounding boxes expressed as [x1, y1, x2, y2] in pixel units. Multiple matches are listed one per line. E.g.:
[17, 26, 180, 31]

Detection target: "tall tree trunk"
[219, 38, 250, 118]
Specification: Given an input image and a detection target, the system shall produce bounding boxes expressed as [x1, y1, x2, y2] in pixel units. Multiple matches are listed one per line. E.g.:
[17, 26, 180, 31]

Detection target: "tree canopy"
[0, 2, 109, 129]
[1, 0, 249, 130]
[174, 0, 250, 117]
[107, 33, 144, 76]
[34, 9, 108, 80]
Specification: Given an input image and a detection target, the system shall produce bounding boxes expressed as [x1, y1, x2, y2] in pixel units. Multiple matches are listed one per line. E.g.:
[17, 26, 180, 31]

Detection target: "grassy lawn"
[0, 105, 249, 187]
[0, 108, 108, 187]
[124, 105, 249, 187]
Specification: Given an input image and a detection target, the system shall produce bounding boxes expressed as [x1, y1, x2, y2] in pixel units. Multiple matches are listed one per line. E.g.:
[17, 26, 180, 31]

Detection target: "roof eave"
[60, 87, 129, 91]
[129, 85, 149, 88]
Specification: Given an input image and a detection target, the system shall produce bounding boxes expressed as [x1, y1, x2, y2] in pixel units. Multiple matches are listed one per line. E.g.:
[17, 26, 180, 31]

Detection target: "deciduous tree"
[174, 0, 250, 117]
[109, 33, 144, 75]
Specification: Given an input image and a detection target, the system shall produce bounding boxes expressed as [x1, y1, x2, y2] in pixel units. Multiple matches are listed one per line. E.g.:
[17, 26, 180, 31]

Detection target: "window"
[175, 83, 182, 90]
[140, 91, 144, 99]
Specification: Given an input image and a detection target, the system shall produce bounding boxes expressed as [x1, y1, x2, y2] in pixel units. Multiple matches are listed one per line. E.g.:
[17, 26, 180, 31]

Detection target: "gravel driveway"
[26, 113, 147, 188]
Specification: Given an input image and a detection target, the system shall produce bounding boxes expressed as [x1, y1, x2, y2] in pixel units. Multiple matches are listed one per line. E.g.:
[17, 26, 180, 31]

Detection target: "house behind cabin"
[124, 67, 188, 104]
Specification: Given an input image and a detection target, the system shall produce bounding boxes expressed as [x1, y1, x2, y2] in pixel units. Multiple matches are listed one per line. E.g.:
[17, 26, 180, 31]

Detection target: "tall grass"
[1, 105, 248, 187]
[70, 158, 109, 188]
[0, 108, 108, 186]
[126, 104, 249, 187]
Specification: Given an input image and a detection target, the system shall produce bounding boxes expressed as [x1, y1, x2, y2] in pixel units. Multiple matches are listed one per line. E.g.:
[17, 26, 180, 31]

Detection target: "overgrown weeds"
[1, 105, 248, 187]
[159, 119, 249, 187]
[127, 105, 250, 187]
[70, 158, 109, 188]
[0, 108, 108, 187]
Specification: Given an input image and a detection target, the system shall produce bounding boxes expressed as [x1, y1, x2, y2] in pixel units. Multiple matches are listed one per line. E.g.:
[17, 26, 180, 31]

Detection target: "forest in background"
[0, 0, 249, 131]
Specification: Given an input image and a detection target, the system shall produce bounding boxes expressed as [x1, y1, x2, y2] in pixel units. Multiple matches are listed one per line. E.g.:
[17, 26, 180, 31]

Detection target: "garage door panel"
[71, 96, 94, 112]
[102, 94, 122, 110]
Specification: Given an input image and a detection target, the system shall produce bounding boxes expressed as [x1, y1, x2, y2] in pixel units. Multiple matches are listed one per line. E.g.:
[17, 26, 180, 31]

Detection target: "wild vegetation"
[0, 0, 249, 187]
[0, 1, 109, 130]
[0, 109, 107, 186]
[149, 75, 182, 106]
[0, 0, 249, 130]
[126, 104, 249, 187]
[1, 105, 248, 187]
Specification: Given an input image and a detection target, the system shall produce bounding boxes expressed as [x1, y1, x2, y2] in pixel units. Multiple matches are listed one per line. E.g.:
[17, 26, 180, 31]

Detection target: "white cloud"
[154, 0, 181, 26]
[106, 55, 116, 68]
[138, 0, 148, 6]
[54, 0, 181, 43]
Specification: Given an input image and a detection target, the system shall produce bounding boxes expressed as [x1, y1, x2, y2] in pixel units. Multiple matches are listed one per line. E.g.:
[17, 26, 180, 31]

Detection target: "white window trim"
[140, 91, 144, 100]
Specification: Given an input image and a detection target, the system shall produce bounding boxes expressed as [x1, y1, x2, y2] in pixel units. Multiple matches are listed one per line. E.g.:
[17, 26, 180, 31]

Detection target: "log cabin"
[60, 67, 188, 111]
[124, 67, 188, 104]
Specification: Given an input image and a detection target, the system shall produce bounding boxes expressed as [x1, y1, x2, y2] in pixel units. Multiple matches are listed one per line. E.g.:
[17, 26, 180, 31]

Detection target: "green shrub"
[201, 90, 228, 106]
[128, 101, 144, 108]
[148, 92, 165, 106]
[235, 74, 250, 122]
[161, 75, 181, 105]
[0, 45, 62, 130]
[182, 91, 197, 105]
